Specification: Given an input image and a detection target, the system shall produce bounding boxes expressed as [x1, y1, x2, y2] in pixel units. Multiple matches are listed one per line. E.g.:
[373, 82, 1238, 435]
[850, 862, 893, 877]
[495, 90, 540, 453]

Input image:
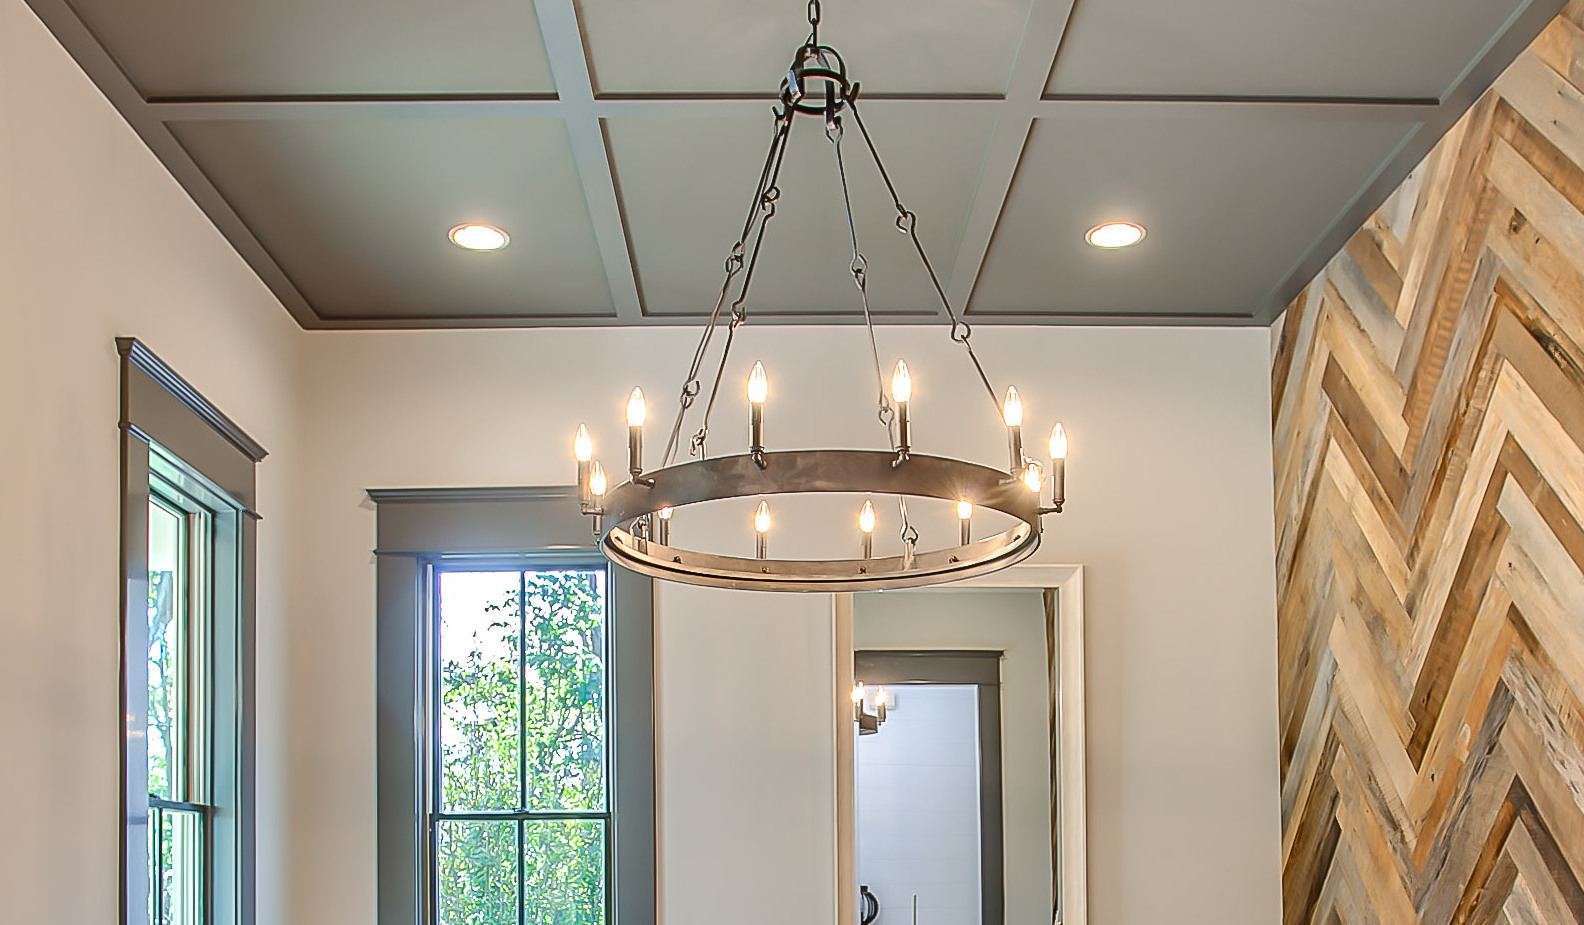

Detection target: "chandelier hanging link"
[569, 1, 1069, 592]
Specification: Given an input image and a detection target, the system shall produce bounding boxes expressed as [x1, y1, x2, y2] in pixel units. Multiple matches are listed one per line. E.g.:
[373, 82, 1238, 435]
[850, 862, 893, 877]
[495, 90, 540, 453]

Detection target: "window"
[433, 567, 610, 924]
[120, 338, 264, 925]
[371, 489, 655, 925]
[146, 480, 215, 925]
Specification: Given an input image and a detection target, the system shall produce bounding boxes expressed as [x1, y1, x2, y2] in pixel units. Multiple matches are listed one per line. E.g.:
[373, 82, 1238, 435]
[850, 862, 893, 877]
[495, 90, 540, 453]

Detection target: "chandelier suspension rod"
[661, 113, 794, 467]
[828, 114, 896, 445]
[845, 99, 1003, 417]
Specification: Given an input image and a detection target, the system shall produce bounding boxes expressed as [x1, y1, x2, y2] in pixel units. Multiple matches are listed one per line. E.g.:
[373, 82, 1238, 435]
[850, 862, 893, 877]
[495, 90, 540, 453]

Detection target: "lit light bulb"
[957, 500, 973, 521]
[658, 506, 673, 521]
[748, 362, 768, 404]
[1002, 386, 1023, 427]
[1023, 460, 1043, 493]
[573, 424, 592, 463]
[1050, 423, 1068, 460]
[754, 500, 771, 534]
[874, 687, 889, 708]
[891, 360, 912, 403]
[851, 683, 865, 705]
[859, 500, 877, 534]
[627, 388, 647, 427]
[589, 462, 608, 497]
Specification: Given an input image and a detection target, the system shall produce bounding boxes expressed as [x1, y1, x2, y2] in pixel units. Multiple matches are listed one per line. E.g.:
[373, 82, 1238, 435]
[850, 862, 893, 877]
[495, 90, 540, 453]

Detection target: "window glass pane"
[155, 807, 204, 925]
[440, 571, 524, 812]
[147, 500, 186, 802]
[437, 820, 519, 925]
[523, 820, 605, 925]
[521, 572, 606, 812]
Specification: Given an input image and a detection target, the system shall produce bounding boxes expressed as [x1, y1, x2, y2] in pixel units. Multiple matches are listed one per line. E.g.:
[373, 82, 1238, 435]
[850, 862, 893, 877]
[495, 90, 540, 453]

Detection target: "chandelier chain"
[830, 117, 898, 444]
[663, 111, 793, 466]
[846, 99, 1003, 417]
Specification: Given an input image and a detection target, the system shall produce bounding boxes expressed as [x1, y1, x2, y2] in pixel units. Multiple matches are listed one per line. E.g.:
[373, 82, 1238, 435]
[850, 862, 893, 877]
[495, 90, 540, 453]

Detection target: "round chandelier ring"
[780, 43, 852, 116]
[596, 450, 1043, 592]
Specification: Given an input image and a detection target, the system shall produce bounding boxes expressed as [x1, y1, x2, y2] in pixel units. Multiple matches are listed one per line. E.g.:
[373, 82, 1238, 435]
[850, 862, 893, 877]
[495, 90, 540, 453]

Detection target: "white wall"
[855, 589, 1052, 925]
[295, 321, 1281, 925]
[0, 3, 301, 924]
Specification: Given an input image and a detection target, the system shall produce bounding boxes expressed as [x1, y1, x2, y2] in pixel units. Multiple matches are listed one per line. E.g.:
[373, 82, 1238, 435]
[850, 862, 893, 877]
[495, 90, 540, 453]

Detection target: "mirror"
[840, 579, 1082, 925]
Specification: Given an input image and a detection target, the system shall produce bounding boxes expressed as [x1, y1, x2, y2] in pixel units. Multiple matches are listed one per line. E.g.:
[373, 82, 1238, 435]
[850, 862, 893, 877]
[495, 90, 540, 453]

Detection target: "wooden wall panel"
[1273, 6, 1584, 925]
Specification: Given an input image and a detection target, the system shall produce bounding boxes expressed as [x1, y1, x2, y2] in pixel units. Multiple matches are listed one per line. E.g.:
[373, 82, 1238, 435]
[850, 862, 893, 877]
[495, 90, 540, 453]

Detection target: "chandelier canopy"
[572, 1, 1068, 592]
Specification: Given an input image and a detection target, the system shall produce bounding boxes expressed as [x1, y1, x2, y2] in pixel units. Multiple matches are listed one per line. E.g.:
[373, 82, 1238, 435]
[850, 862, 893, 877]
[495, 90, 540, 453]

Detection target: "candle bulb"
[588, 461, 607, 516]
[859, 499, 877, 559]
[754, 500, 771, 559]
[657, 506, 673, 545]
[1003, 385, 1024, 472]
[851, 682, 865, 722]
[957, 499, 973, 545]
[891, 360, 912, 456]
[874, 686, 889, 723]
[1023, 459, 1044, 494]
[626, 388, 646, 478]
[748, 362, 768, 461]
[1050, 423, 1068, 508]
[574, 424, 593, 508]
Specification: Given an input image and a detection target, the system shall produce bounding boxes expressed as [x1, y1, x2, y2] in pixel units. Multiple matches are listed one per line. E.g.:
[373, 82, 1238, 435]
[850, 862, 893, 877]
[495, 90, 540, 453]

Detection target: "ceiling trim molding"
[21, 0, 323, 329]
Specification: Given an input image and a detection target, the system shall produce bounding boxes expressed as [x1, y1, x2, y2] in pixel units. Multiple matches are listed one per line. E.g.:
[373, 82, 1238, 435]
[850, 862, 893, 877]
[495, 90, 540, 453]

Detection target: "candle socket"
[657, 516, 670, 545]
[750, 404, 765, 460]
[960, 518, 971, 546]
[862, 534, 873, 560]
[1008, 425, 1024, 473]
[577, 460, 591, 510]
[1053, 457, 1066, 507]
[628, 426, 643, 479]
[756, 533, 768, 560]
[897, 402, 912, 456]
[877, 701, 888, 723]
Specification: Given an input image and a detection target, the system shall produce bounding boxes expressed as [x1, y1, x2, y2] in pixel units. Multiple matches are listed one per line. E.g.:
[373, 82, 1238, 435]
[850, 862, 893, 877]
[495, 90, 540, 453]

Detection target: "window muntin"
[432, 566, 611, 925]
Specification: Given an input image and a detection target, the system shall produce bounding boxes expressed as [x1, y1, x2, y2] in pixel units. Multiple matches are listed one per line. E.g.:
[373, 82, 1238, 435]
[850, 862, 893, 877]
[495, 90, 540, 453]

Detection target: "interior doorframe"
[833, 564, 1086, 925]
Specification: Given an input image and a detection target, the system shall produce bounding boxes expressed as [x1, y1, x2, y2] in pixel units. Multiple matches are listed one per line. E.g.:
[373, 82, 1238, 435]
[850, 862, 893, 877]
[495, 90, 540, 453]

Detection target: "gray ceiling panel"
[20, 0, 1564, 327]
[1047, 0, 1530, 100]
[66, 0, 556, 96]
[579, 0, 1036, 96]
[969, 112, 1421, 317]
[607, 108, 996, 317]
[170, 118, 612, 320]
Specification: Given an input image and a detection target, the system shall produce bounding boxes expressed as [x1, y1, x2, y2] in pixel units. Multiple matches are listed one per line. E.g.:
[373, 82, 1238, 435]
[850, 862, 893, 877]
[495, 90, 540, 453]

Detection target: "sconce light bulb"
[874, 687, 888, 708]
[747, 362, 769, 404]
[957, 500, 973, 521]
[851, 683, 865, 705]
[574, 424, 593, 463]
[1050, 422, 1068, 460]
[589, 462, 608, 497]
[1023, 460, 1043, 493]
[891, 360, 912, 403]
[658, 506, 673, 521]
[627, 388, 647, 427]
[754, 500, 771, 534]
[858, 500, 877, 534]
[1002, 386, 1024, 427]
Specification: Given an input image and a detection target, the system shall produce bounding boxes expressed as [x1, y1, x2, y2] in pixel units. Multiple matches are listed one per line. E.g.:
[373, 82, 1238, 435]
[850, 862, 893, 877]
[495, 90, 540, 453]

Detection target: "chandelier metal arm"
[662, 112, 794, 467]
[829, 118, 895, 445]
[847, 99, 1003, 417]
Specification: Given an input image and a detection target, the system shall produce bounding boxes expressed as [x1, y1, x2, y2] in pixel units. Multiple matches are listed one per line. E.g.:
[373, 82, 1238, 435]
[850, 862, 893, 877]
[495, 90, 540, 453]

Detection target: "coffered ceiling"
[24, 0, 1563, 327]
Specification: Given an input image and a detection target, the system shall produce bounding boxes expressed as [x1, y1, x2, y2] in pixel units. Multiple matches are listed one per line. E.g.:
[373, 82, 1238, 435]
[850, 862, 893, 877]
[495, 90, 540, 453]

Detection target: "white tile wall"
[856, 685, 982, 925]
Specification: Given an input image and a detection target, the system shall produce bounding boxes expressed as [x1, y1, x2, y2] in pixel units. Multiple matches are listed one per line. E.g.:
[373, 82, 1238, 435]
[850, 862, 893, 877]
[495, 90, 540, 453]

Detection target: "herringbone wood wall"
[1272, 6, 1584, 924]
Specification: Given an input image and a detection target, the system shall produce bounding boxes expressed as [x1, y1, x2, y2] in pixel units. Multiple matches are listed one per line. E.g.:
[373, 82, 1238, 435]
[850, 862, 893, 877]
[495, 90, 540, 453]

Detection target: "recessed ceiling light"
[1085, 222, 1146, 249]
[449, 223, 510, 251]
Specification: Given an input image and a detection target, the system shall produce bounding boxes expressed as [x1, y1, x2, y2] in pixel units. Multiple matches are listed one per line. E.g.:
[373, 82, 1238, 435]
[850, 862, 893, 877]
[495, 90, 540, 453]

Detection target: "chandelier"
[570, 1, 1068, 592]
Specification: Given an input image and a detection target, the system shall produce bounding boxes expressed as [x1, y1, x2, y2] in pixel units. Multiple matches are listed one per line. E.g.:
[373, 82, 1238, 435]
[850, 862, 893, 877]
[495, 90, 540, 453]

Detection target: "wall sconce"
[851, 682, 889, 736]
